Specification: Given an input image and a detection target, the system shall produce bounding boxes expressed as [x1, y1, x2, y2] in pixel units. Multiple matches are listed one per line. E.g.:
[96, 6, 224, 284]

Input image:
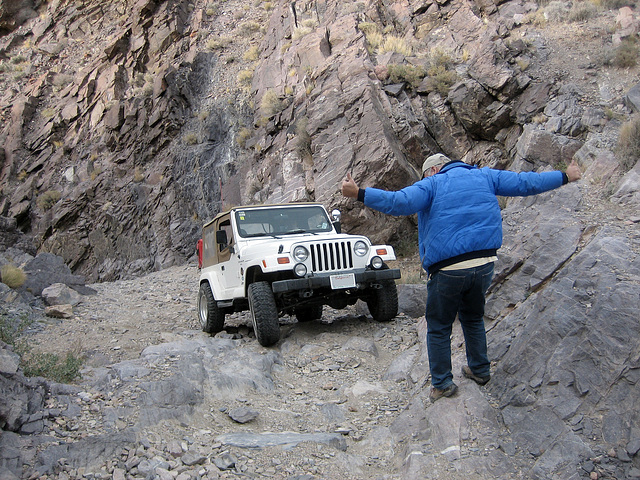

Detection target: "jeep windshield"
[235, 206, 333, 238]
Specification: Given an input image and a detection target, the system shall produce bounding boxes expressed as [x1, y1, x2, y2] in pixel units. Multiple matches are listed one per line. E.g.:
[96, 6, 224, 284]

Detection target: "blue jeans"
[426, 262, 494, 389]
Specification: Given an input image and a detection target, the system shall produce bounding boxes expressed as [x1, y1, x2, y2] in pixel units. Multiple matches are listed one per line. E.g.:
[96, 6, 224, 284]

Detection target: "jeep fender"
[199, 270, 227, 302]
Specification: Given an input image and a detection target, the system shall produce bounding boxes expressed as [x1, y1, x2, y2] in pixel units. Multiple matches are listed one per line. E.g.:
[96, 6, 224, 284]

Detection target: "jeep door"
[211, 214, 242, 298]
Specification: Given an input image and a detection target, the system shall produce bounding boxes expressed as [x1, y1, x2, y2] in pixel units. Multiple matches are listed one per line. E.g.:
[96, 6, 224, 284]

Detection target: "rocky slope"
[1, 0, 639, 282]
[2, 0, 640, 479]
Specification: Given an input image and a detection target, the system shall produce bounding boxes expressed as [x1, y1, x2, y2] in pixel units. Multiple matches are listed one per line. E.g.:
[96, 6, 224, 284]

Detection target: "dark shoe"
[462, 365, 490, 386]
[429, 383, 458, 403]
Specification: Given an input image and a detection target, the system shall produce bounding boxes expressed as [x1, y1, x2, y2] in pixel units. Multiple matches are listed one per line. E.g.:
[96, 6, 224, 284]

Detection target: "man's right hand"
[341, 173, 359, 198]
[566, 159, 581, 182]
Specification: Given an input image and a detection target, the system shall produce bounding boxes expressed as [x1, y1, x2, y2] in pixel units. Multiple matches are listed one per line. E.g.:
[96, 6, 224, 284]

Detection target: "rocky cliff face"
[2, 1, 640, 479]
[2, 0, 638, 282]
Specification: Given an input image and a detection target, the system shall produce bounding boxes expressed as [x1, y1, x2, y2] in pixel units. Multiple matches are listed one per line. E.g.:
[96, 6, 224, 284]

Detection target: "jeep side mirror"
[331, 209, 341, 233]
[216, 229, 228, 246]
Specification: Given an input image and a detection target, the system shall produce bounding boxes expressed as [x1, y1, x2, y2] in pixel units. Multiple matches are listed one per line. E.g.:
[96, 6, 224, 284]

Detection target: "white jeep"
[196, 203, 401, 346]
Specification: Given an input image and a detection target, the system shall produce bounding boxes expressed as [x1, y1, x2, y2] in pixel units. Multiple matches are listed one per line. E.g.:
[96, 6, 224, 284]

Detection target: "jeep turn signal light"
[277, 257, 290, 264]
[376, 248, 388, 255]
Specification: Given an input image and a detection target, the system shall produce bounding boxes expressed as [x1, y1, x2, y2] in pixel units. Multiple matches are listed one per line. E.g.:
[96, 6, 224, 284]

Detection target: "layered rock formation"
[1, 2, 640, 477]
[1, 0, 637, 282]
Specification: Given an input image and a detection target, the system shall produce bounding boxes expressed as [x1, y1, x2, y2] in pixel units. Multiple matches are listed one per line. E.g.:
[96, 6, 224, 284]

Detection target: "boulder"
[396, 284, 427, 318]
[624, 82, 640, 113]
[21, 253, 92, 297]
[41, 283, 82, 306]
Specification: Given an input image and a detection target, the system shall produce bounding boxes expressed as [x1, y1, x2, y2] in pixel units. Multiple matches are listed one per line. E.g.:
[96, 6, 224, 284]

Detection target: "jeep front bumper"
[271, 268, 401, 294]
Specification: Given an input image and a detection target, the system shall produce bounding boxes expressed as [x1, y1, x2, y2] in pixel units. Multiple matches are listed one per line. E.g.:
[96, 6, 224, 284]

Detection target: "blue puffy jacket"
[363, 161, 565, 273]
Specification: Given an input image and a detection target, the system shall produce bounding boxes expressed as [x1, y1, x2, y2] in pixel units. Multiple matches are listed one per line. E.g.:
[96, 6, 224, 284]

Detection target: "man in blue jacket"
[341, 154, 582, 402]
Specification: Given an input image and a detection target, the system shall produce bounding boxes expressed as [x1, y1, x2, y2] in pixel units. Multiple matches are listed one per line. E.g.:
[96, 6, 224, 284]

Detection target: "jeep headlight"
[370, 256, 384, 269]
[294, 263, 307, 277]
[354, 240, 369, 257]
[293, 245, 309, 262]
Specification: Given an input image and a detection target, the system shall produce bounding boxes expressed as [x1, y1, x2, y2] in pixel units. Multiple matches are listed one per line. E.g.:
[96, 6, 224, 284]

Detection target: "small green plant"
[20, 350, 83, 383]
[419, 50, 458, 95]
[1, 307, 83, 384]
[0, 308, 32, 345]
[260, 89, 284, 117]
[423, 64, 458, 96]
[616, 115, 640, 171]
[37, 190, 62, 211]
[387, 64, 427, 89]
[1, 264, 27, 289]
[604, 107, 625, 121]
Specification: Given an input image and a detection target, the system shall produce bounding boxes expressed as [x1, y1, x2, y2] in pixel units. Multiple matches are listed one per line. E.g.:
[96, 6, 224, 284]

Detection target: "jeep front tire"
[198, 282, 225, 334]
[248, 281, 280, 347]
[366, 279, 398, 322]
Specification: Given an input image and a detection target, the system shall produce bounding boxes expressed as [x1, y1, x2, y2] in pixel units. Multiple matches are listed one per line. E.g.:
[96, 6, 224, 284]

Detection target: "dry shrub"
[387, 64, 426, 89]
[294, 117, 312, 158]
[612, 36, 639, 69]
[379, 36, 412, 56]
[568, 1, 596, 22]
[37, 190, 61, 211]
[260, 89, 283, 117]
[237, 69, 254, 86]
[237, 127, 253, 148]
[358, 22, 379, 36]
[1, 264, 27, 289]
[183, 133, 199, 145]
[364, 31, 383, 53]
[243, 45, 260, 61]
[616, 115, 640, 171]
[543, 1, 567, 22]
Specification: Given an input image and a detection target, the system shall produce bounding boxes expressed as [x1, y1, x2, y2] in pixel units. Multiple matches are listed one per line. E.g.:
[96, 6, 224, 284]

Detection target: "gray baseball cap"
[422, 153, 451, 175]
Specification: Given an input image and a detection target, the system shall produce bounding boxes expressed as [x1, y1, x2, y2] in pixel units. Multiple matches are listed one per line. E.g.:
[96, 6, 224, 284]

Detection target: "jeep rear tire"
[248, 281, 280, 347]
[366, 279, 398, 322]
[198, 282, 225, 334]
[295, 304, 323, 322]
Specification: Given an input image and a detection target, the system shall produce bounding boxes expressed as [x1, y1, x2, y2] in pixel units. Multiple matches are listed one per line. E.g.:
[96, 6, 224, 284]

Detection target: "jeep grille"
[310, 241, 353, 272]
